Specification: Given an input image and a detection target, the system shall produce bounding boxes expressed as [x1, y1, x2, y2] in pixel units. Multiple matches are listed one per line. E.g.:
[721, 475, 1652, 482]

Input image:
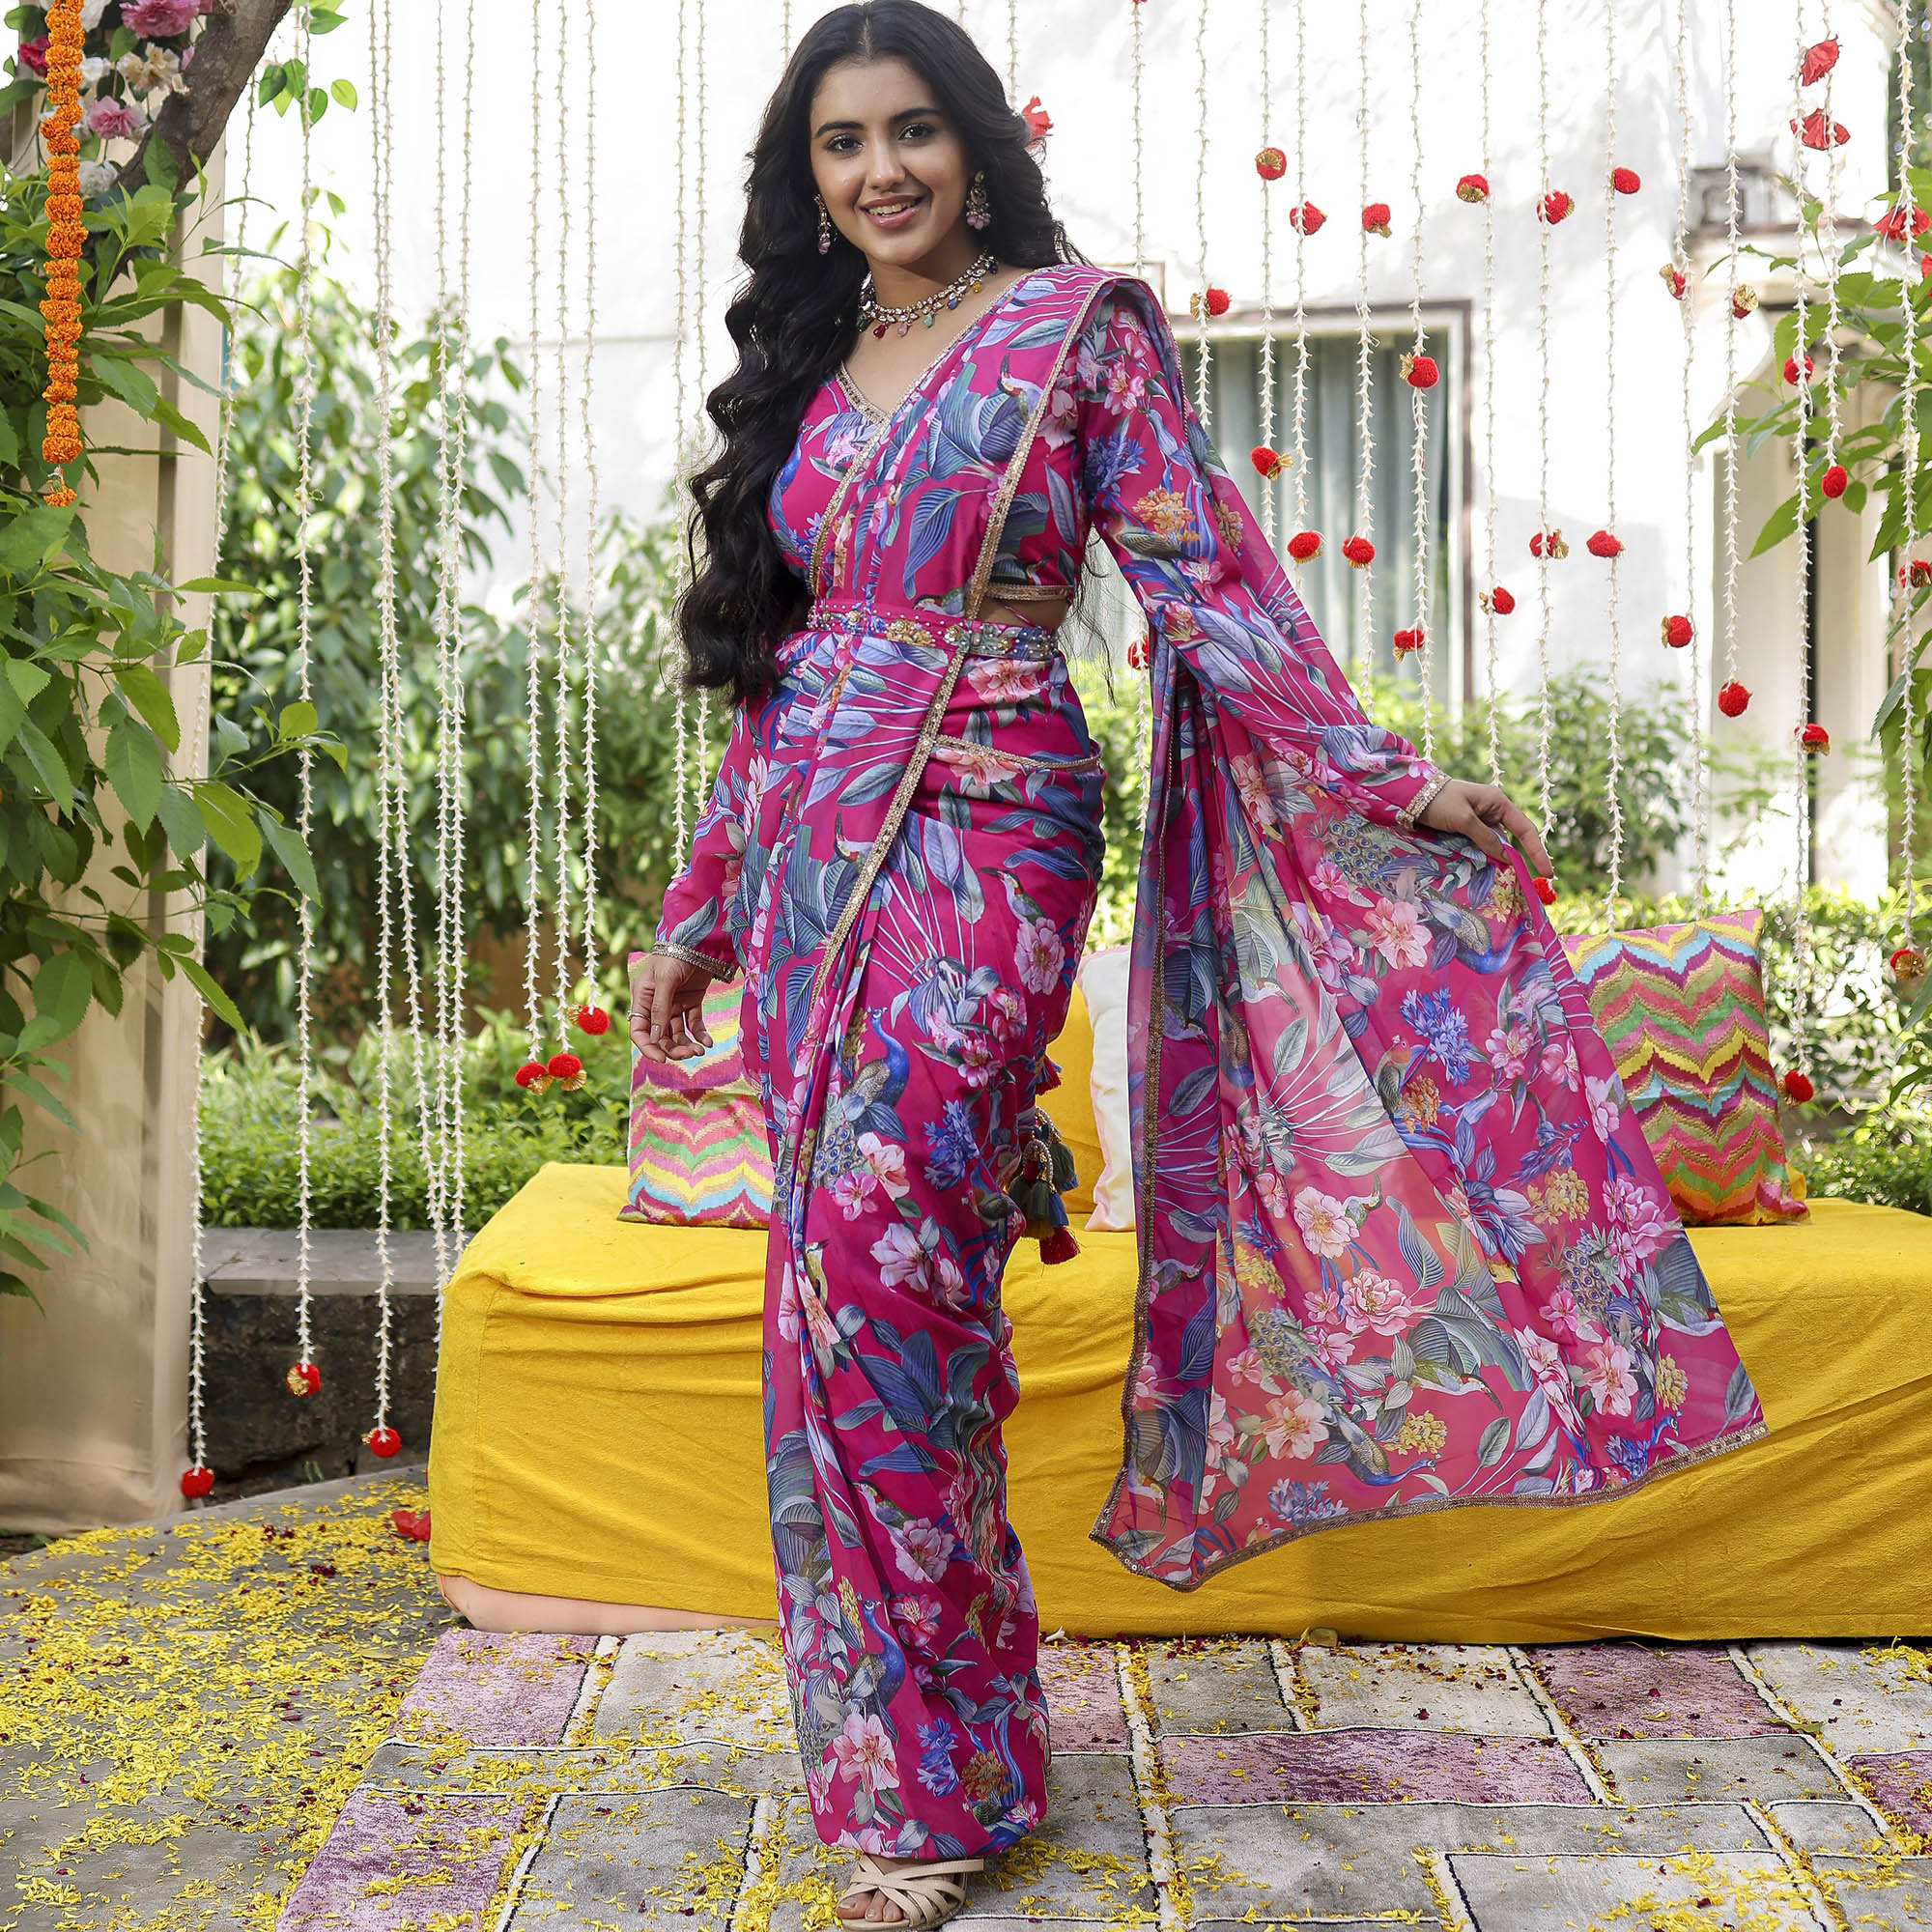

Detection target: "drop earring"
[814, 191, 833, 254]
[964, 170, 992, 232]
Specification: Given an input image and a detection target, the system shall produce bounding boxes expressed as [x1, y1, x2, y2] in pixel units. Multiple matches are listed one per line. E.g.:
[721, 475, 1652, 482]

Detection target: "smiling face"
[808, 54, 977, 281]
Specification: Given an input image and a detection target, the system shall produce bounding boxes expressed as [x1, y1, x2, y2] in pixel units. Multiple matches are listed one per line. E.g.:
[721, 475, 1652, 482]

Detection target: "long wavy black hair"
[679, 0, 1088, 707]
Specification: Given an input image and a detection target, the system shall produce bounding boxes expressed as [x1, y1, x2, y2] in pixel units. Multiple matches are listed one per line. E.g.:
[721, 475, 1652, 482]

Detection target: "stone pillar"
[0, 151, 224, 1532]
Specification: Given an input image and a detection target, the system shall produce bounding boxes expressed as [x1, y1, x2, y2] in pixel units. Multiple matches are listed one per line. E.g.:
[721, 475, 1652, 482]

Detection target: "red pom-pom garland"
[1126, 632, 1149, 670]
[546, 1050, 586, 1091]
[1287, 529, 1322, 561]
[514, 1060, 549, 1091]
[1392, 626, 1425, 657]
[1361, 201, 1392, 236]
[286, 1362, 322, 1399]
[1718, 680, 1751, 717]
[1791, 109, 1849, 151]
[1889, 945, 1928, 993]
[1250, 444, 1287, 479]
[1256, 146, 1287, 181]
[1795, 722, 1831, 753]
[1661, 264, 1687, 299]
[1903, 559, 1932, 588]
[1783, 354, 1814, 384]
[1401, 353, 1438, 389]
[1875, 205, 1930, 242]
[1731, 285, 1758, 319]
[181, 1465, 214, 1499]
[1342, 534, 1376, 568]
[1781, 1068, 1815, 1104]
[1585, 529, 1623, 558]
[365, 1426, 402, 1459]
[1801, 37, 1838, 84]
[1481, 584, 1516, 615]
[1529, 528, 1569, 559]
[1456, 172, 1490, 203]
[1611, 166, 1641, 195]
[1539, 189, 1575, 224]
[1290, 201, 1325, 235]
[1662, 614, 1693, 648]
[575, 1005, 611, 1036]
[1532, 875, 1557, 906]
[1820, 462, 1848, 498]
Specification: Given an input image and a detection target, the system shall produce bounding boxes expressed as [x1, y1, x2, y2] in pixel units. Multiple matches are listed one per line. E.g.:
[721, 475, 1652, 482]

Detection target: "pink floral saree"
[653, 260, 1768, 1859]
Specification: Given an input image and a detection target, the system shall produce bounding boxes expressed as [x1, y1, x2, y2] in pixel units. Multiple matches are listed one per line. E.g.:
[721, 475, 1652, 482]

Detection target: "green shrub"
[1806, 1131, 1932, 1218]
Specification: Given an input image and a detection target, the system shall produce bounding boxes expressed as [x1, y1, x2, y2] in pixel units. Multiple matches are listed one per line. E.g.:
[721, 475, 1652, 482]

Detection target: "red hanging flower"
[1661, 264, 1688, 299]
[1795, 722, 1831, 753]
[1791, 109, 1848, 151]
[1585, 529, 1623, 558]
[576, 1004, 611, 1036]
[1801, 37, 1839, 85]
[1532, 875, 1557, 906]
[1875, 205, 1931, 242]
[1529, 528, 1569, 559]
[1781, 1068, 1815, 1104]
[1256, 146, 1287, 181]
[547, 1050, 586, 1090]
[1539, 189, 1575, 224]
[1362, 202, 1392, 236]
[180, 1465, 214, 1499]
[1290, 201, 1325, 235]
[1661, 613, 1693, 648]
[1250, 444, 1287, 478]
[1718, 679, 1751, 717]
[286, 1362, 322, 1399]
[1611, 166, 1641, 195]
[1126, 631, 1150, 670]
[1392, 626, 1425, 656]
[1401, 352, 1439, 389]
[1342, 534, 1376, 567]
[1190, 286, 1231, 317]
[365, 1427, 402, 1459]
[1731, 285, 1759, 319]
[514, 1059, 549, 1091]
[1820, 462, 1848, 498]
[1456, 172, 1490, 203]
[1481, 584, 1516, 615]
[1021, 96, 1052, 143]
[1783, 353, 1814, 384]
[1287, 529, 1322, 561]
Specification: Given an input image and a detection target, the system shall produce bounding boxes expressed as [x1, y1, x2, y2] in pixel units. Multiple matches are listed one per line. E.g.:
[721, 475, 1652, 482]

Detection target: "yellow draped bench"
[427, 1155, 1932, 1642]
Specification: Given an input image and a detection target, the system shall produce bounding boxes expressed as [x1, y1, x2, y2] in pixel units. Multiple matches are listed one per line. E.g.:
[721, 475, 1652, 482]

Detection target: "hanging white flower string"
[184, 88, 257, 1493]
[782, 0, 792, 62]
[1405, 0, 1434, 760]
[1289, 0, 1310, 549]
[366, 0, 401, 1449]
[1479, 0, 1501, 785]
[1258, 0, 1276, 543]
[1718, 0, 1744, 715]
[581, 0, 603, 1011]
[670, 0, 690, 852]
[1007, 0, 1018, 103]
[1532, 0, 1554, 827]
[524, 0, 549, 1068]
[693, 0, 712, 816]
[1352, 0, 1376, 674]
[552, 0, 577, 1042]
[289, 0, 319, 1398]
[1672, 0, 1709, 903]
[1896, 3, 1921, 956]
[1601, 0, 1625, 925]
[1192, 0, 1212, 429]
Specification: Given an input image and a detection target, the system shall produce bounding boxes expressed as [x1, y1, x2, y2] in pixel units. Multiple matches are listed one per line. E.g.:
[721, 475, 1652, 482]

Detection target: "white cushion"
[1076, 946, 1134, 1232]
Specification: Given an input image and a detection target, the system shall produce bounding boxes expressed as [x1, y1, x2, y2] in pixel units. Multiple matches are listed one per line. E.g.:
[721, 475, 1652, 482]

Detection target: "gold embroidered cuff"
[1395, 768, 1453, 833]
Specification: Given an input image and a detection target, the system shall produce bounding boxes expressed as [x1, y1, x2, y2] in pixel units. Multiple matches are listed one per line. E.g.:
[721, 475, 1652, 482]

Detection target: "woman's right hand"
[630, 952, 716, 1065]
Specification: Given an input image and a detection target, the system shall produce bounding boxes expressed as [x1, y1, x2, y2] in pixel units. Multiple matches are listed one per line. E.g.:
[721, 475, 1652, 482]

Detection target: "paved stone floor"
[5, 1477, 1931, 1930]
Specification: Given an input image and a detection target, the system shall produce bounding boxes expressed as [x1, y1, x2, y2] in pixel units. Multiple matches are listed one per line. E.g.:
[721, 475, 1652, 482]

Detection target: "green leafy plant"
[0, 155, 327, 1304]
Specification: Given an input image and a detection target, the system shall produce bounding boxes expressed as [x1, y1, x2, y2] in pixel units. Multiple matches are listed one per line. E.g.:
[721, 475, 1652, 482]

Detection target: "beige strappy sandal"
[834, 1854, 984, 1930]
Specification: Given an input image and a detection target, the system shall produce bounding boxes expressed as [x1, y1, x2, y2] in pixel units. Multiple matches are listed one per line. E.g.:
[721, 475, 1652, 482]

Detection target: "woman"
[634, 4, 1769, 1923]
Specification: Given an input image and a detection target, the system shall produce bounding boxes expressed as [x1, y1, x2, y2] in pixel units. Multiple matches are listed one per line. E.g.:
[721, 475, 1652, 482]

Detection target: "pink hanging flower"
[85, 94, 148, 140]
[120, 0, 206, 35]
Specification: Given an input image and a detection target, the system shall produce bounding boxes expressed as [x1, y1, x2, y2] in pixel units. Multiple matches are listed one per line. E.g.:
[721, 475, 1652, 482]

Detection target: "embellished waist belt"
[803, 595, 1060, 663]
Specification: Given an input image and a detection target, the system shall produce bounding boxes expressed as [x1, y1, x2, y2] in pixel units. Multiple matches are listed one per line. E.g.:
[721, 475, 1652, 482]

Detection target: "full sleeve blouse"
[1065, 285, 1448, 832]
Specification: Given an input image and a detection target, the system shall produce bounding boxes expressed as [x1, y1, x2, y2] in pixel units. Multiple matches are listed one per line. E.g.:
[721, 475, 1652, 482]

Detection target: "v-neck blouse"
[765, 279, 1087, 611]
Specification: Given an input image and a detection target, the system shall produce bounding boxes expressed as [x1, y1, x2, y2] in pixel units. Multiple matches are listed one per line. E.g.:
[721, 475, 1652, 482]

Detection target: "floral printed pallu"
[654, 261, 1768, 1860]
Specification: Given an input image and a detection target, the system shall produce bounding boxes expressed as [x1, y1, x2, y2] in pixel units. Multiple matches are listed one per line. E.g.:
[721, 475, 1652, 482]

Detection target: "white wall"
[241, 0, 1903, 895]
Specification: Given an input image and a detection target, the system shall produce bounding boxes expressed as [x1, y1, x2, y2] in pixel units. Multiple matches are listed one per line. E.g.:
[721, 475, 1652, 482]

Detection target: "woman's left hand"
[1417, 778, 1553, 878]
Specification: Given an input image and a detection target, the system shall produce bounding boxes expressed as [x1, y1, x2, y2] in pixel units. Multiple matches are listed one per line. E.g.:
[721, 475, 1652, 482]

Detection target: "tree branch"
[109, 0, 293, 205]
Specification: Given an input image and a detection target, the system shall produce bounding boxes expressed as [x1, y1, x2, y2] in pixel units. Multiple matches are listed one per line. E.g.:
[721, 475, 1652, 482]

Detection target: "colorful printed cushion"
[620, 964, 773, 1229]
[1559, 909, 1807, 1227]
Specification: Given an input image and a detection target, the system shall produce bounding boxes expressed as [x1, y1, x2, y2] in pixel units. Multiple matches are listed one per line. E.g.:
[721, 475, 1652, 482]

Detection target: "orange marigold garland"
[39, 0, 86, 509]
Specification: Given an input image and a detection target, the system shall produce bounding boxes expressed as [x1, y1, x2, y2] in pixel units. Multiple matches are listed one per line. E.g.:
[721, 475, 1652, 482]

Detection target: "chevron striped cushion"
[1560, 910, 1807, 1227]
[620, 976, 774, 1229]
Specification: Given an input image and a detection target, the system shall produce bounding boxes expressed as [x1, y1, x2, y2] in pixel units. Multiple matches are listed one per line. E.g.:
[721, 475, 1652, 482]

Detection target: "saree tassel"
[1038, 1225, 1081, 1265]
